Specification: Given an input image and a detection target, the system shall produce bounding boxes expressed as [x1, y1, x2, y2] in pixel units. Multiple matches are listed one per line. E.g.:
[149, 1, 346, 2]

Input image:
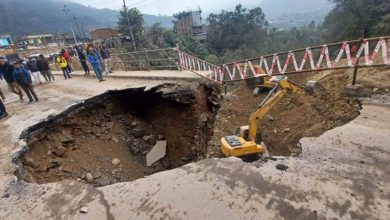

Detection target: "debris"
[24, 156, 36, 168]
[342, 84, 372, 97]
[111, 136, 119, 143]
[62, 138, 76, 145]
[146, 141, 167, 167]
[53, 146, 67, 157]
[305, 81, 327, 96]
[265, 115, 274, 121]
[80, 206, 88, 213]
[18, 83, 220, 186]
[276, 164, 289, 171]
[111, 158, 121, 166]
[130, 121, 139, 127]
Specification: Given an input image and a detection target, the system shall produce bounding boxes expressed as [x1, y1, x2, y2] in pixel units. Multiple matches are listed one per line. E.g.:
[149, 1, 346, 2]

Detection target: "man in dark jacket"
[37, 54, 55, 82]
[77, 47, 90, 76]
[13, 61, 39, 103]
[0, 97, 7, 119]
[0, 57, 24, 102]
[26, 57, 43, 84]
[100, 42, 112, 75]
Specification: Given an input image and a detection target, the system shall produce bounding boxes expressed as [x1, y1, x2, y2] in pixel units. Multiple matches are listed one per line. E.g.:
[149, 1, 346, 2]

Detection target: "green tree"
[206, 4, 268, 58]
[118, 7, 145, 50]
[323, 0, 390, 41]
[147, 22, 165, 48]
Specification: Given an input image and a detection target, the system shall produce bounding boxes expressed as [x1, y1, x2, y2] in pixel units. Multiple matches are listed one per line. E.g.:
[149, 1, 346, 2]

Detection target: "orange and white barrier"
[221, 36, 390, 82]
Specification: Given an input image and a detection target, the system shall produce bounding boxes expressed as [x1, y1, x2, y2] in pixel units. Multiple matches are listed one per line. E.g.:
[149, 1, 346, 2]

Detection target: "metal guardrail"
[107, 36, 390, 85]
[222, 36, 390, 82]
[110, 48, 179, 71]
[176, 49, 224, 84]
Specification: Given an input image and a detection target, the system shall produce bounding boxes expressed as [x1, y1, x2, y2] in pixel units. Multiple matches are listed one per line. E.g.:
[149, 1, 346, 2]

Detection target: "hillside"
[260, 0, 334, 29]
[0, 0, 173, 36]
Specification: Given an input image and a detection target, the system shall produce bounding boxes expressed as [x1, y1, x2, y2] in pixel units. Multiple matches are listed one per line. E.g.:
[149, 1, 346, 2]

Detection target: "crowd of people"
[0, 41, 113, 120]
[53, 42, 112, 82]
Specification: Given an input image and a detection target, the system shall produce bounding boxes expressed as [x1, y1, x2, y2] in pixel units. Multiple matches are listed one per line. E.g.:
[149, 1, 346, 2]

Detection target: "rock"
[385, 89, 389, 92]
[266, 115, 274, 121]
[24, 157, 36, 168]
[342, 84, 372, 97]
[131, 121, 139, 127]
[373, 88, 379, 92]
[80, 206, 88, 213]
[112, 136, 120, 143]
[276, 164, 289, 171]
[85, 173, 94, 183]
[2, 193, 10, 198]
[282, 128, 290, 133]
[142, 135, 153, 142]
[131, 127, 146, 138]
[306, 81, 327, 96]
[200, 113, 208, 123]
[53, 146, 67, 157]
[111, 158, 121, 166]
[37, 164, 48, 172]
[221, 93, 238, 100]
[62, 138, 76, 145]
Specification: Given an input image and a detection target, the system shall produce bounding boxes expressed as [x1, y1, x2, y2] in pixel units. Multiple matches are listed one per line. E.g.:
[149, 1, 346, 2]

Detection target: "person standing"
[77, 47, 90, 76]
[87, 46, 105, 82]
[13, 61, 39, 103]
[100, 42, 112, 75]
[56, 55, 71, 79]
[0, 97, 7, 119]
[26, 57, 43, 84]
[0, 81, 5, 100]
[62, 48, 73, 73]
[0, 57, 24, 102]
[38, 54, 55, 81]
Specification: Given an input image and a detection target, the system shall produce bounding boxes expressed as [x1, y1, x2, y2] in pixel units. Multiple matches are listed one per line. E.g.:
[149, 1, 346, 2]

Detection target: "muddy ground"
[16, 82, 221, 186]
[208, 71, 364, 157]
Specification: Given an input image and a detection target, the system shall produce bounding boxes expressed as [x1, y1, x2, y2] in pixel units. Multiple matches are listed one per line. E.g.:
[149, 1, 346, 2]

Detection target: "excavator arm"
[221, 76, 308, 157]
[248, 78, 307, 141]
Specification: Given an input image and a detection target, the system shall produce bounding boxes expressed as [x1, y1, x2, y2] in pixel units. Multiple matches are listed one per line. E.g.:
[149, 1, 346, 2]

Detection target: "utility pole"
[122, 0, 137, 51]
[73, 16, 83, 41]
[63, 5, 78, 44]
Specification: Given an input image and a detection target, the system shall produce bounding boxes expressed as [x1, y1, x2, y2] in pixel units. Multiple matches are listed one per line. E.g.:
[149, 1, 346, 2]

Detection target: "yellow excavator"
[221, 76, 308, 157]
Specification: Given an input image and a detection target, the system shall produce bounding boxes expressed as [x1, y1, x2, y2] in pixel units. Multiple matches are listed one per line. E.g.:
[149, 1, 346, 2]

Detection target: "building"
[17, 34, 57, 47]
[173, 10, 207, 41]
[0, 35, 14, 48]
[90, 28, 119, 42]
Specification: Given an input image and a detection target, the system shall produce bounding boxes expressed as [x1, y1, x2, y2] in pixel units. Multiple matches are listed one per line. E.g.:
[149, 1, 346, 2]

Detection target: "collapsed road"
[0, 71, 389, 219]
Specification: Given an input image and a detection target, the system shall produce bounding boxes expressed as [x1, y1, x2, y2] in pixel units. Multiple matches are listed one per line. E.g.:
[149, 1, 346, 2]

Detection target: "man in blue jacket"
[0, 57, 24, 102]
[87, 45, 105, 82]
[13, 61, 39, 103]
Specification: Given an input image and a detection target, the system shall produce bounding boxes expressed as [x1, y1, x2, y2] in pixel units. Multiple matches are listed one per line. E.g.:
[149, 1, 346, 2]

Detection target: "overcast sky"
[69, 0, 262, 15]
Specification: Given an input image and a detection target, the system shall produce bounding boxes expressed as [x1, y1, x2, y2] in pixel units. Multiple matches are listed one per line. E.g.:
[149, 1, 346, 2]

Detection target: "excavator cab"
[221, 76, 310, 157]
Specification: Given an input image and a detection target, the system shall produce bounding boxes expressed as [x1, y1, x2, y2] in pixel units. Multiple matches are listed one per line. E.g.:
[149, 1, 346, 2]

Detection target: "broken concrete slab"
[146, 140, 167, 167]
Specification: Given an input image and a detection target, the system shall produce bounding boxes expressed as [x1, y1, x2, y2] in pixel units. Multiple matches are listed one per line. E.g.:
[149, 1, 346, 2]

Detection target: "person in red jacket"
[62, 48, 73, 73]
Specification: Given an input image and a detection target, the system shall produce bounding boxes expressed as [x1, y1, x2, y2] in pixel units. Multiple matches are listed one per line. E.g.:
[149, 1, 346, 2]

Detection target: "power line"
[63, 5, 78, 44]
[123, 0, 138, 51]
